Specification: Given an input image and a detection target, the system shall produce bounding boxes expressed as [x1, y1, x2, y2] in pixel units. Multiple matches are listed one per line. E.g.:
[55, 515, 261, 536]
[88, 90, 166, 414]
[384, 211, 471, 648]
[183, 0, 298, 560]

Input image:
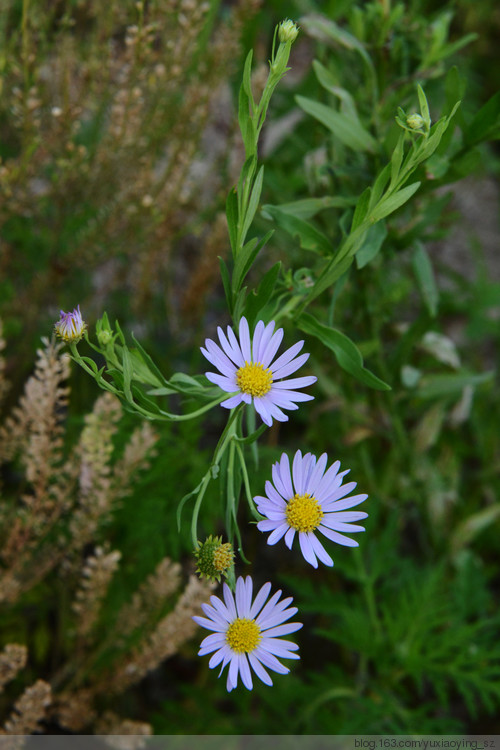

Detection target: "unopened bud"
[406, 113, 425, 130]
[278, 19, 299, 44]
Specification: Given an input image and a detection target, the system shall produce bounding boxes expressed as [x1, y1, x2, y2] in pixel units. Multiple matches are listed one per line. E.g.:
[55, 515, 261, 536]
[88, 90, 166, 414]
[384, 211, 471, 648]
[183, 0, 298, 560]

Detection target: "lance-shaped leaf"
[298, 313, 391, 390]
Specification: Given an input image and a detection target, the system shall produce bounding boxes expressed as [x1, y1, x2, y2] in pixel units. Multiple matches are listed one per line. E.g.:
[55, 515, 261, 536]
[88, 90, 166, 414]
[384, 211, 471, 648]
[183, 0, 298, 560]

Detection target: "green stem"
[354, 548, 382, 639]
[235, 442, 261, 521]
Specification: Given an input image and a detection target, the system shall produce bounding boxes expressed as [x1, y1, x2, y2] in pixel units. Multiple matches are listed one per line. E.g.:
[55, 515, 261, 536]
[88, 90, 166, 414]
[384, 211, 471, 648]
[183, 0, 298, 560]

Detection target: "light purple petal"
[299, 532, 318, 568]
[279, 453, 294, 498]
[309, 533, 334, 567]
[272, 353, 311, 379]
[255, 321, 276, 363]
[252, 320, 265, 363]
[262, 622, 303, 638]
[217, 327, 244, 367]
[322, 510, 368, 523]
[221, 393, 244, 409]
[199, 633, 226, 653]
[254, 649, 291, 674]
[323, 493, 368, 511]
[266, 523, 289, 545]
[254, 396, 288, 425]
[255, 590, 283, 626]
[261, 327, 284, 367]
[228, 652, 240, 690]
[222, 583, 237, 619]
[249, 581, 272, 619]
[225, 325, 245, 367]
[264, 480, 287, 506]
[269, 341, 304, 374]
[239, 653, 253, 690]
[271, 461, 289, 500]
[321, 518, 366, 533]
[318, 526, 359, 547]
[208, 645, 231, 668]
[193, 615, 225, 632]
[248, 652, 273, 686]
[252, 398, 273, 426]
[284, 527, 296, 549]
[271, 375, 317, 390]
[204, 339, 238, 375]
[306, 453, 328, 495]
[204, 372, 237, 392]
[238, 317, 251, 363]
[292, 450, 304, 494]
[260, 637, 301, 656]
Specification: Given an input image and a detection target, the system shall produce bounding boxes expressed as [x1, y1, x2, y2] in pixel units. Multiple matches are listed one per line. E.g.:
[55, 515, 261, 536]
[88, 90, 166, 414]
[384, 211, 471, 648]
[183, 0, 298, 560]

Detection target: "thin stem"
[235, 442, 261, 521]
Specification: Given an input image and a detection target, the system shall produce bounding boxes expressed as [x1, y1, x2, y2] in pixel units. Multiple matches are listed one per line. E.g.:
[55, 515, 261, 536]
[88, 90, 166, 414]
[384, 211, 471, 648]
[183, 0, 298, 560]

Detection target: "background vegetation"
[0, 0, 499, 737]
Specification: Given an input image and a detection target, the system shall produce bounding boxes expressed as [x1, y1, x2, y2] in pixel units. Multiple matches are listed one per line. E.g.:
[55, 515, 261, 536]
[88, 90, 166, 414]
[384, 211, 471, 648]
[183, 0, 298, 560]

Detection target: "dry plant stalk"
[0, 0, 263, 338]
[73, 547, 122, 638]
[0, 335, 159, 604]
[115, 557, 182, 640]
[95, 712, 152, 747]
[1, 679, 52, 736]
[106, 575, 214, 693]
[0, 645, 27, 692]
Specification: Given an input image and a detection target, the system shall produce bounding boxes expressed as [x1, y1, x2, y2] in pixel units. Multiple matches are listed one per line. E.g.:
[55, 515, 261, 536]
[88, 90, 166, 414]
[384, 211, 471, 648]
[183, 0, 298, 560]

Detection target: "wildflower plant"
[53, 3, 500, 713]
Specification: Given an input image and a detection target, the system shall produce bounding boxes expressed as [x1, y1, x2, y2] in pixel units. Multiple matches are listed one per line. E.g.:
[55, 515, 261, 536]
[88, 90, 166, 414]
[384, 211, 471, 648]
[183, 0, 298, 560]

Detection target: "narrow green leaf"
[465, 91, 500, 146]
[369, 163, 391, 209]
[411, 242, 439, 317]
[351, 187, 371, 231]
[305, 254, 354, 304]
[240, 164, 264, 244]
[300, 15, 374, 70]
[298, 313, 391, 390]
[390, 133, 405, 189]
[121, 347, 134, 402]
[225, 189, 238, 256]
[263, 205, 331, 255]
[356, 221, 387, 269]
[243, 261, 281, 328]
[417, 84, 431, 129]
[370, 182, 421, 222]
[242, 50, 254, 102]
[262, 196, 354, 221]
[219, 256, 233, 314]
[296, 95, 378, 152]
[232, 229, 273, 294]
[130, 334, 168, 388]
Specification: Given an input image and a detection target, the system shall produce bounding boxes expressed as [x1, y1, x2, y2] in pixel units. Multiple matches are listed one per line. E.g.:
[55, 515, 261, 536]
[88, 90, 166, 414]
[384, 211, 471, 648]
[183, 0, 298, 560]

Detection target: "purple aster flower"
[201, 317, 316, 427]
[54, 306, 87, 343]
[256, 450, 368, 568]
[193, 575, 302, 692]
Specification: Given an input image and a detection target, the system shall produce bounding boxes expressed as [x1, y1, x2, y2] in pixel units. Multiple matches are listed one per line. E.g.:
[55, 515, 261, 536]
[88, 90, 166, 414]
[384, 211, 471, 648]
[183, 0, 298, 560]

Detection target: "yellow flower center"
[286, 493, 324, 533]
[236, 361, 273, 398]
[226, 618, 262, 653]
[213, 543, 233, 573]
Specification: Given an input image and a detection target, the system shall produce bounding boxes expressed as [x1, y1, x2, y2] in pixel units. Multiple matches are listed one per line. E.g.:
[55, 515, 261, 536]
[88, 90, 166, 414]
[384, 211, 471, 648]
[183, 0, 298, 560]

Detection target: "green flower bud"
[406, 113, 426, 130]
[97, 328, 113, 347]
[194, 535, 234, 583]
[278, 19, 299, 44]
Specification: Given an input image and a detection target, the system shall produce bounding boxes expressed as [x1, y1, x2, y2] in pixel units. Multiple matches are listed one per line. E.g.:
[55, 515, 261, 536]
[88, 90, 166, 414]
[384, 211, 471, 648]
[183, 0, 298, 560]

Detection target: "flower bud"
[406, 113, 425, 130]
[194, 535, 234, 583]
[54, 306, 87, 343]
[97, 328, 113, 347]
[278, 19, 299, 44]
